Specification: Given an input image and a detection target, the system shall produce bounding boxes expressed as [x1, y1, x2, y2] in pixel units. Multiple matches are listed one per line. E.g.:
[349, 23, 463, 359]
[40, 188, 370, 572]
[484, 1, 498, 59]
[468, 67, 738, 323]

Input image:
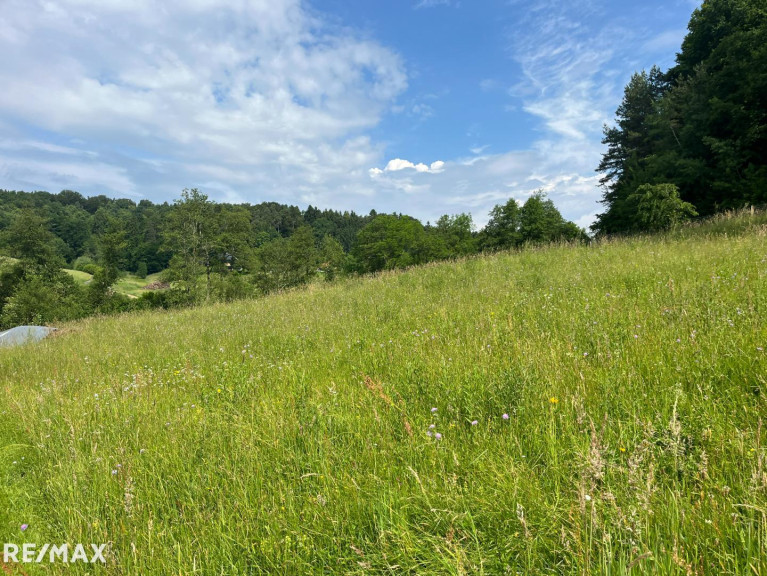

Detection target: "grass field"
[113, 272, 164, 297]
[1, 218, 766, 574]
[63, 269, 164, 298]
[64, 268, 93, 285]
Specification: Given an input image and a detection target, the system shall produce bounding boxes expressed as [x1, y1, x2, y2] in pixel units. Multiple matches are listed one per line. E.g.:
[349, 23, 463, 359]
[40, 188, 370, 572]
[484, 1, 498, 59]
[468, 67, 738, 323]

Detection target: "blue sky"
[0, 0, 700, 228]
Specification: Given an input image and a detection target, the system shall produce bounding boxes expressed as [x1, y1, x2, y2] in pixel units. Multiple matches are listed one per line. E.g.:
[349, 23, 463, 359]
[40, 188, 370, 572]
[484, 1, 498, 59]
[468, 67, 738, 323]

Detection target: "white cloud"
[376, 158, 445, 174]
[0, 0, 407, 204]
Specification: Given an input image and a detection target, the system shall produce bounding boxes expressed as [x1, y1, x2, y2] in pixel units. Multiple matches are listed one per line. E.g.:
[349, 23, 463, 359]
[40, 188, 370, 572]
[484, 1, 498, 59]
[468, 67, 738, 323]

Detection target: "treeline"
[594, 0, 767, 235]
[0, 187, 585, 328]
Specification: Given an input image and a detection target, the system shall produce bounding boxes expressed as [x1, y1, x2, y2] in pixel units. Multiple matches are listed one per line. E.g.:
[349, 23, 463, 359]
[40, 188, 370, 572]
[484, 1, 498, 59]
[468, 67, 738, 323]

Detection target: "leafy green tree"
[136, 262, 148, 279]
[50, 204, 91, 262]
[87, 217, 128, 310]
[252, 227, 319, 294]
[3, 210, 64, 276]
[0, 259, 23, 320]
[97, 217, 127, 284]
[217, 205, 254, 273]
[351, 215, 428, 273]
[432, 213, 476, 257]
[629, 183, 698, 232]
[319, 234, 346, 281]
[252, 238, 289, 294]
[519, 192, 586, 244]
[0, 273, 86, 328]
[286, 225, 319, 284]
[663, 0, 767, 212]
[481, 198, 521, 250]
[163, 188, 219, 301]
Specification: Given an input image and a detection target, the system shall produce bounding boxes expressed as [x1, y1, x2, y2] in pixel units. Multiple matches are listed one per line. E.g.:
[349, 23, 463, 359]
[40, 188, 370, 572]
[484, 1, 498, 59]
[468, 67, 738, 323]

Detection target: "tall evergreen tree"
[593, 68, 667, 235]
[595, 0, 767, 235]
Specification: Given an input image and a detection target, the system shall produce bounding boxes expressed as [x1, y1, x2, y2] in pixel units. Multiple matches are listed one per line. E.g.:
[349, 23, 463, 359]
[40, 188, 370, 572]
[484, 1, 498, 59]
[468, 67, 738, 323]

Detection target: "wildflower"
[502, 413, 509, 420]
[139, 449, 146, 454]
[20, 524, 28, 532]
[431, 407, 438, 413]
[471, 420, 478, 426]
[428, 424, 436, 430]
[435, 433, 442, 440]
[619, 447, 626, 453]
[217, 388, 222, 393]
[549, 397, 559, 404]
[585, 494, 592, 502]
[426, 430, 433, 437]
[111, 469, 118, 476]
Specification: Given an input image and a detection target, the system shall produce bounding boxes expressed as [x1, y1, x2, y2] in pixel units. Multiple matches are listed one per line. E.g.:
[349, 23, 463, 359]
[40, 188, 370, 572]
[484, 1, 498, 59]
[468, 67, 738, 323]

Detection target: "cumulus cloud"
[375, 158, 445, 174]
[0, 0, 406, 202]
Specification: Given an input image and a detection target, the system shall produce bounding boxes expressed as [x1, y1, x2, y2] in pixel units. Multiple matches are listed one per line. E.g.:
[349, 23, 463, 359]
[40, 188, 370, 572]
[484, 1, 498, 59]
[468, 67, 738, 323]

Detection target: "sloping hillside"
[1, 221, 765, 574]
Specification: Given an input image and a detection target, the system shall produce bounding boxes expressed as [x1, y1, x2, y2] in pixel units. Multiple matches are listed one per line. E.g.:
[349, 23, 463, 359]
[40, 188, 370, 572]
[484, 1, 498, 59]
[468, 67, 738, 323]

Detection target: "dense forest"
[0, 187, 585, 328]
[593, 0, 767, 235]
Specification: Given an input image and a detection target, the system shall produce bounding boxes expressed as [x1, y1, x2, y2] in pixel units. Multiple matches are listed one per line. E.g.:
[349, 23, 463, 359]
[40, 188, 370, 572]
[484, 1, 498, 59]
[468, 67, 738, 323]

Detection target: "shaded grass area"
[63, 268, 93, 284]
[63, 269, 164, 298]
[113, 272, 164, 297]
[0, 224, 766, 574]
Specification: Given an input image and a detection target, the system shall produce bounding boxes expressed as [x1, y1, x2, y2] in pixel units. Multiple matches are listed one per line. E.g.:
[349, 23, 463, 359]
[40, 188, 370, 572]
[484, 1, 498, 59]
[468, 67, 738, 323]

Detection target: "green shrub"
[629, 183, 698, 231]
[136, 261, 148, 279]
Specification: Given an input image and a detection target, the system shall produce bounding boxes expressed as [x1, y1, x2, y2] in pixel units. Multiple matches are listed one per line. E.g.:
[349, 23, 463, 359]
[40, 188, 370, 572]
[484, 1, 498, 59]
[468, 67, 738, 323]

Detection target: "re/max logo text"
[3, 543, 107, 563]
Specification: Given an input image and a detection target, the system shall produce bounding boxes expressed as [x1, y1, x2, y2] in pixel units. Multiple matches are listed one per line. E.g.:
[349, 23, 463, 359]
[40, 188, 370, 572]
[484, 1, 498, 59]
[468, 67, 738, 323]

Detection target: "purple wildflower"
[20, 524, 28, 532]
[435, 433, 442, 440]
[428, 424, 436, 430]
[502, 413, 509, 420]
[431, 407, 438, 413]
[471, 420, 478, 426]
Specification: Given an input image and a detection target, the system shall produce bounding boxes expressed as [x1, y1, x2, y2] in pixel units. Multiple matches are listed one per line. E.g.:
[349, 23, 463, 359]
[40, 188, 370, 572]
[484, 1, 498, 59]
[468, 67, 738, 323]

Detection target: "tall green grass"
[1, 219, 766, 574]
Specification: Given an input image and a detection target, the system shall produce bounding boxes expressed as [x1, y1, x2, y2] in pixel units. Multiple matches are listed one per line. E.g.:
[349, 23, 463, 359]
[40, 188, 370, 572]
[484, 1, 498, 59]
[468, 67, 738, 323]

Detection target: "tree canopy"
[593, 0, 767, 235]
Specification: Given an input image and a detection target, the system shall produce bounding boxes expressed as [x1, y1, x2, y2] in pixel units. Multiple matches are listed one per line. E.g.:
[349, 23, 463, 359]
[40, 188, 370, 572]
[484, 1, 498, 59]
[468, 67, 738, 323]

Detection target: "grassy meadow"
[64, 269, 165, 298]
[2, 256, 164, 300]
[1, 216, 766, 574]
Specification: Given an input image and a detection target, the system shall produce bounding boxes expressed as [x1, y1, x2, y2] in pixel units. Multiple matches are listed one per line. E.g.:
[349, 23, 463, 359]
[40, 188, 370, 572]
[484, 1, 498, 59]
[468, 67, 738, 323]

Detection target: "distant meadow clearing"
[1, 220, 766, 574]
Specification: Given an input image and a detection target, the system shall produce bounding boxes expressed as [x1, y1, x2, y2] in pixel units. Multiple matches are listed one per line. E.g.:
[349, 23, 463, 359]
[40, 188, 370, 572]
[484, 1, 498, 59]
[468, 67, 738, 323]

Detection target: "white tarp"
[0, 326, 56, 348]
